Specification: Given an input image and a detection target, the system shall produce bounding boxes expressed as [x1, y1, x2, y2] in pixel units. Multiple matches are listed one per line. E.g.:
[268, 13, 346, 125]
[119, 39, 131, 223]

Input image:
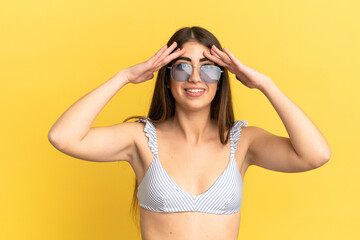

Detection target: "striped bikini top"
[136, 117, 248, 215]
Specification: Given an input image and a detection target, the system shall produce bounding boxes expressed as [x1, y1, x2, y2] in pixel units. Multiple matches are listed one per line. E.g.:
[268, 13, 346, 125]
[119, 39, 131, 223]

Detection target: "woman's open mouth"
[184, 88, 205, 97]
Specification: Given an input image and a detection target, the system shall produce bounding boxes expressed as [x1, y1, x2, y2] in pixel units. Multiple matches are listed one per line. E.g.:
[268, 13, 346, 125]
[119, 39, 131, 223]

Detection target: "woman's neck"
[171, 109, 216, 145]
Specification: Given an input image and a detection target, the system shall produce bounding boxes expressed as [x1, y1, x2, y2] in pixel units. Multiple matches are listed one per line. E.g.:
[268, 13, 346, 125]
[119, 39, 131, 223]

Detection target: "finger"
[150, 44, 168, 62]
[155, 41, 178, 65]
[153, 48, 183, 71]
[223, 47, 243, 67]
[157, 48, 185, 69]
[212, 46, 232, 65]
[210, 49, 227, 65]
[222, 47, 238, 63]
[203, 50, 229, 67]
[203, 50, 219, 62]
[209, 48, 221, 59]
[211, 45, 232, 65]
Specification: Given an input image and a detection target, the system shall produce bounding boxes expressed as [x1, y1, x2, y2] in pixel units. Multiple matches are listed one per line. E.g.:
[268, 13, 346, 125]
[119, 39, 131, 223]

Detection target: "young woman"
[48, 26, 331, 240]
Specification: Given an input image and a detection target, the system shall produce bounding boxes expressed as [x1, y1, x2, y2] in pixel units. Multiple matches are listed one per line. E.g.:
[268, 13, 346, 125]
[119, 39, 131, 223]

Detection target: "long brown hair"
[123, 26, 235, 227]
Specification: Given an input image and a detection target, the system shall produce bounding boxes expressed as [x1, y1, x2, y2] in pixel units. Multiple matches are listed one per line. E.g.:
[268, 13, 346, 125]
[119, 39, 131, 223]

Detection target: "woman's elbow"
[313, 148, 331, 168]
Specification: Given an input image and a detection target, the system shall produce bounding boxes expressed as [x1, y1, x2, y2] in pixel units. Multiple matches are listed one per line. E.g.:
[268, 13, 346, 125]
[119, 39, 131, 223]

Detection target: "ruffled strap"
[136, 117, 158, 155]
[230, 120, 248, 156]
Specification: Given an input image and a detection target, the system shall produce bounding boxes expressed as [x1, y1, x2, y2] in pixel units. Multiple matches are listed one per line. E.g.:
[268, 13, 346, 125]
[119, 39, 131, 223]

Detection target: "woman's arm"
[246, 78, 331, 171]
[204, 46, 331, 172]
[48, 70, 129, 149]
[48, 42, 185, 162]
[48, 71, 136, 162]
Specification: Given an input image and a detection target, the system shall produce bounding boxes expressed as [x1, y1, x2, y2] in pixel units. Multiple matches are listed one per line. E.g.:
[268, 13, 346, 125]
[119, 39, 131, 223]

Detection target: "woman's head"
[148, 26, 235, 140]
[168, 41, 220, 113]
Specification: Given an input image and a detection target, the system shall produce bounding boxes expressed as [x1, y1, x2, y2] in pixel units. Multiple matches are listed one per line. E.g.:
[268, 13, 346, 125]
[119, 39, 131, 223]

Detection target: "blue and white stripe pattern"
[136, 117, 248, 215]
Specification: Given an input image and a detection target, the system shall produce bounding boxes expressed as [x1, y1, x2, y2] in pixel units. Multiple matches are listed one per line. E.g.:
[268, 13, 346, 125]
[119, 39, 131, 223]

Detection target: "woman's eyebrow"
[175, 57, 212, 63]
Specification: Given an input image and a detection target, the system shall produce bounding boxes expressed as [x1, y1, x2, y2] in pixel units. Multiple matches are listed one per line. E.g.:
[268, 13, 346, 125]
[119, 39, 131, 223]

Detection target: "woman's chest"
[157, 140, 232, 195]
[132, 128, 249, 194]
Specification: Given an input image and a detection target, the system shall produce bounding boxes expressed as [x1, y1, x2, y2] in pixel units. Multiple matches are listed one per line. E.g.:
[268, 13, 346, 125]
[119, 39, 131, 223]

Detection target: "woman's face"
[169, 41, 219, 113]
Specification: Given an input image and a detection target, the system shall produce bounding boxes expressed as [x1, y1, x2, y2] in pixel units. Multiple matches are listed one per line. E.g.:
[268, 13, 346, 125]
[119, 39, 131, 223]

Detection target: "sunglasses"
[167, 63, 223, 84]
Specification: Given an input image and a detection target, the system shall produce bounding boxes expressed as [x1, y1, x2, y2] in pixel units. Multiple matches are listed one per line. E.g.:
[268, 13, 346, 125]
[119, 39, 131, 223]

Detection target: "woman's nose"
[188, 67, 202, 83]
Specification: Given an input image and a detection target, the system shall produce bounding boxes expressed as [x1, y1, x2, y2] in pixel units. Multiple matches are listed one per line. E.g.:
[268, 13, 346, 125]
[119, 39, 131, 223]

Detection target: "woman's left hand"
[203, 45, 272, 91]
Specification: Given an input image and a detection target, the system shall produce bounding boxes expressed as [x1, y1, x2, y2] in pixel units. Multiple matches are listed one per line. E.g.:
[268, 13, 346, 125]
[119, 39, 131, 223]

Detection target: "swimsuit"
[136, 117, 248, 214]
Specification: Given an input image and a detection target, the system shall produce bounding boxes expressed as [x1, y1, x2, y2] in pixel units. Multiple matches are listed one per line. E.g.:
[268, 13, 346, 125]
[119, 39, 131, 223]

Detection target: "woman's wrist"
[257, 77, 274, 94]
[115, 69, 131, 85]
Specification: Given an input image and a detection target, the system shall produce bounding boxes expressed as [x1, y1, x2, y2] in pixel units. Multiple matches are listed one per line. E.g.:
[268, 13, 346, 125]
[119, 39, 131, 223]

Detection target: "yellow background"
[1, 0, 359, 239]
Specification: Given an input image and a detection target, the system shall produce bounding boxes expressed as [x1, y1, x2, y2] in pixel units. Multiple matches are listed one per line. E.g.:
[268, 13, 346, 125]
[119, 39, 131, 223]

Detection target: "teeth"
[186, 89, 204, 93]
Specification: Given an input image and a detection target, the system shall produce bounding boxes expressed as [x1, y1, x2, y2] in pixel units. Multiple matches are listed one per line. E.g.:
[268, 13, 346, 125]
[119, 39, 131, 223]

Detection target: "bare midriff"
[139, 207, 241, 240]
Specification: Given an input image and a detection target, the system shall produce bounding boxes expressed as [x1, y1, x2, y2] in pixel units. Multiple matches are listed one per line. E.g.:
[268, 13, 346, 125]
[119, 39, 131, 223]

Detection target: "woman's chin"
[175, 102, 212, 113]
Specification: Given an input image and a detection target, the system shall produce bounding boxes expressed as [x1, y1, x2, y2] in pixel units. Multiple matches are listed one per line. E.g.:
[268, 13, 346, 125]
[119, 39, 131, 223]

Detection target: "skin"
[48, 40, 331, 240]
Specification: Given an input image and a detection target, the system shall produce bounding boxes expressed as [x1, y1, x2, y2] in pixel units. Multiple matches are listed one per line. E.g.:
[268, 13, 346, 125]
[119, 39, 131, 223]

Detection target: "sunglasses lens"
[171, 63, 191, 81]
[170, 63, 221, 83]
[200, 65, 222, 83]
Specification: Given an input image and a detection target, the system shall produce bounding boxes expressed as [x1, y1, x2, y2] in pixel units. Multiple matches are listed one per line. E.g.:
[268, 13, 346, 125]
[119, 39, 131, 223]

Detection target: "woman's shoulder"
[232, 120, 248, 129]
[231, 119, 255, 142]
[233, 122, 271, 146]
[115, 117, 152, 138]
[121, 116, 171, 138]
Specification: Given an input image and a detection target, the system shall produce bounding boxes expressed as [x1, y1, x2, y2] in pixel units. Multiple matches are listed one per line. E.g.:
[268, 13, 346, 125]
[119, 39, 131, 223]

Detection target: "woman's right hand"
[123, 41, 185, 84]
